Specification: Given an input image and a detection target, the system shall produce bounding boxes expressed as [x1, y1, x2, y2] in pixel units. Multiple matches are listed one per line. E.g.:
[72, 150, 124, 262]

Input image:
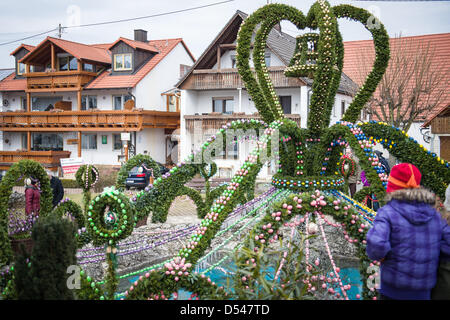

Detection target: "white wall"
[136, 128, 166, 164]
[135, 42, 194, 111]
[212, 48, 285, 70]
[407, 122, 430, 149]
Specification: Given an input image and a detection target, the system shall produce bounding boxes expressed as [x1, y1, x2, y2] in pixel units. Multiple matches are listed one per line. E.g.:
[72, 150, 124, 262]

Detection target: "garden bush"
[15, 215, 77, 299]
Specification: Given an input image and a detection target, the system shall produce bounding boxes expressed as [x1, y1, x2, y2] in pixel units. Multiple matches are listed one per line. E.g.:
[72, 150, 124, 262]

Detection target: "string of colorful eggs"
[295, 141, 304, 176]
[338, 121, 389, 188]
[111, 190, 280, 296]
[339, 154, 355, 179]
[131, 118, 269, 202]
[271, 175, 346, 191]
[84, 187, 135, 299]
[364, 120, 449, 168]
[80, 188, 279, 274]
[319, 138, 347, 176]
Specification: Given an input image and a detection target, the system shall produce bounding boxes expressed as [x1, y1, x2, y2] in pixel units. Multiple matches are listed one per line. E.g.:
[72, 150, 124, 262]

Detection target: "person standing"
[375, 150, 390, 175]
[25, 177, 41, 216]
[345, 148, 361, 198]
[47, 170, 64, 208]
[431, 184, 450, 300]
[366, 163, 450, 300]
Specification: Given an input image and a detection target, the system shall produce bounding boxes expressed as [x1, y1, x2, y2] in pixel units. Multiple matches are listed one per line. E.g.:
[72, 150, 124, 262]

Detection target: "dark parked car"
[125, 163, 169, 190]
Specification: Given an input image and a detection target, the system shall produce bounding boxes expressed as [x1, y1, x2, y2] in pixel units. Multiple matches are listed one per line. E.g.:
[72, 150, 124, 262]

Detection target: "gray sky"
[0, 0, 449, 69]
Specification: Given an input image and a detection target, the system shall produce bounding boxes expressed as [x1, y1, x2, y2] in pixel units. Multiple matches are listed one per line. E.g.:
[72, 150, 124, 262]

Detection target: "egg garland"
[339, 155, 355, 179]
[50, 198, 89, 248]
[234, 190, 378, 300]
[358, 121, 450, 199]
[271, 174, 345, 192]
[85, 187, 135, 247]
[76, 164, 99, 192]
[131, 119, 269, 224]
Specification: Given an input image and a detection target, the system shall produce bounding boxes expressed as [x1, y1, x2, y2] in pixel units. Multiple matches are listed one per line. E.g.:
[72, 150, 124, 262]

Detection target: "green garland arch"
[332, 4, 390, 123]
[358, 121, 450, 198]
[0, 160, 53, 267]
[50, 199, 90, 248]
[75, 164, 99, 192]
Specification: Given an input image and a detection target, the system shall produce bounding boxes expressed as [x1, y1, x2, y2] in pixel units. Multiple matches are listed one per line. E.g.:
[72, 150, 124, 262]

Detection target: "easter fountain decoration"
[119, 1, 449, 300]
[1, 1, 449, 300]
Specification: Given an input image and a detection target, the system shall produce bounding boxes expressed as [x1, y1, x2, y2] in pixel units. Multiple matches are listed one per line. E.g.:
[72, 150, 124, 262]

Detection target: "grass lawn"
[66, 192, 100, 207]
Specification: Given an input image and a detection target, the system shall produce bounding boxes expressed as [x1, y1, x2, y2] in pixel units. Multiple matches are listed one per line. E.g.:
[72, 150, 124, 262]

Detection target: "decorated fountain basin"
[123, 261, 363, 300]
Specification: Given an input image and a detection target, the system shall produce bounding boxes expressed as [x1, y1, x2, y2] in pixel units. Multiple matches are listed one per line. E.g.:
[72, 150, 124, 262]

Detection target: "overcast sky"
[0, 0, 449, 68]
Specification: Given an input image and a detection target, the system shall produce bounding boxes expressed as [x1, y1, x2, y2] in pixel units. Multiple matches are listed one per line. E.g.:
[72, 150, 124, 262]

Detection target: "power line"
[64, 0, 235, 29]
[0, 0, 235, 47]
[0, 28, 58, 46]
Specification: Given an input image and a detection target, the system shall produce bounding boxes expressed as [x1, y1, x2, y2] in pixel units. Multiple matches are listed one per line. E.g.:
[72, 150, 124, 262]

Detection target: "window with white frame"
[113, 134, 123, 151]
[113, 95, 132, 110]
[81, 134, 97, 150]
[81, 95, 97, 110]
[114, 53, 132, 71]
[212, 97, 234, 114]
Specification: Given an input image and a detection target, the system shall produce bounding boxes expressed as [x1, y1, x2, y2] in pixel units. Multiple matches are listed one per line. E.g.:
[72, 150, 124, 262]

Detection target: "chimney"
[134, 29, 148, 42]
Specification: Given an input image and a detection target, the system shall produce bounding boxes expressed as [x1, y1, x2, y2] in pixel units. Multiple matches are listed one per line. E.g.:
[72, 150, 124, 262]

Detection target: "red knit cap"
[386, 163, 421, 193]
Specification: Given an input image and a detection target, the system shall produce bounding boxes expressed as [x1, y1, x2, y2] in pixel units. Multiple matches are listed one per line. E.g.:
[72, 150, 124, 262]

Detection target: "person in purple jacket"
[366, 163, 450, 300]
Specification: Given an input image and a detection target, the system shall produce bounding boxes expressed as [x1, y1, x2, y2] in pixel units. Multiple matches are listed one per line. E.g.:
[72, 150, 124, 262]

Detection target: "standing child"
[366, 163, 450, 300]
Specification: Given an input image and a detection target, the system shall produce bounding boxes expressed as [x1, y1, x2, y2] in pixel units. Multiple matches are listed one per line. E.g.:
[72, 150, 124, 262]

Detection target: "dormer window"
[114, 53, 132, 71]
[17, 62, 26, 75]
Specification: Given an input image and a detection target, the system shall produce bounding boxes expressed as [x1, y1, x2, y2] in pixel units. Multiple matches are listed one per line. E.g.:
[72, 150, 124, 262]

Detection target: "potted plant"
[8, 209, 39, 257]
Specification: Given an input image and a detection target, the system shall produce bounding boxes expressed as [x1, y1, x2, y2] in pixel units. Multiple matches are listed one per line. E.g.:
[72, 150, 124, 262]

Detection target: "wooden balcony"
[0, 110, 180, 132]
[25, 71, 97, 92]
[185, 113, 301, 132]
[0, 150, 71, 171]
[181, 67, 305, 90]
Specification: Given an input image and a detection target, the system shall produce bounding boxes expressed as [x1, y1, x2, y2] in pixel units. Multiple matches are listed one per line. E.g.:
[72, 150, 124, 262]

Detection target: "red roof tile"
[343, 33, 450, 123]
[108, 37, 159, 53]
[20, 37, 111, 65]
[0, 72, 26, 91]
[86, 38, 190, 89]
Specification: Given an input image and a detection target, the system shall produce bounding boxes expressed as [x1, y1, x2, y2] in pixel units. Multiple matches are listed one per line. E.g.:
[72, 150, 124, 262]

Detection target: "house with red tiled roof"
[0, 29, 195, 174]
[342, 33, 450, 157]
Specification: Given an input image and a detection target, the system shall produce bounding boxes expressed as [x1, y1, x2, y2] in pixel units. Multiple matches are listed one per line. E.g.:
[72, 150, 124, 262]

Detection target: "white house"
[0, 30, 195, 174]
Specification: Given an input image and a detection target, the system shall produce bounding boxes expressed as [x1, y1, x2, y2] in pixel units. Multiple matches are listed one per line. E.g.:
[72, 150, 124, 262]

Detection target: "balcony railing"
[0, 150, 71, 171]
[185, 113, 301, 131]
[0, 110, 180, 131]
[25, 71, 97, 92]
[183, 67, 305, 90]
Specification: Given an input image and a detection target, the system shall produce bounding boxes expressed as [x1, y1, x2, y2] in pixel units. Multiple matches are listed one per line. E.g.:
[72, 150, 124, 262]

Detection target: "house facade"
[0, 30, 195, 174]
[176, 11, 358, 179]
